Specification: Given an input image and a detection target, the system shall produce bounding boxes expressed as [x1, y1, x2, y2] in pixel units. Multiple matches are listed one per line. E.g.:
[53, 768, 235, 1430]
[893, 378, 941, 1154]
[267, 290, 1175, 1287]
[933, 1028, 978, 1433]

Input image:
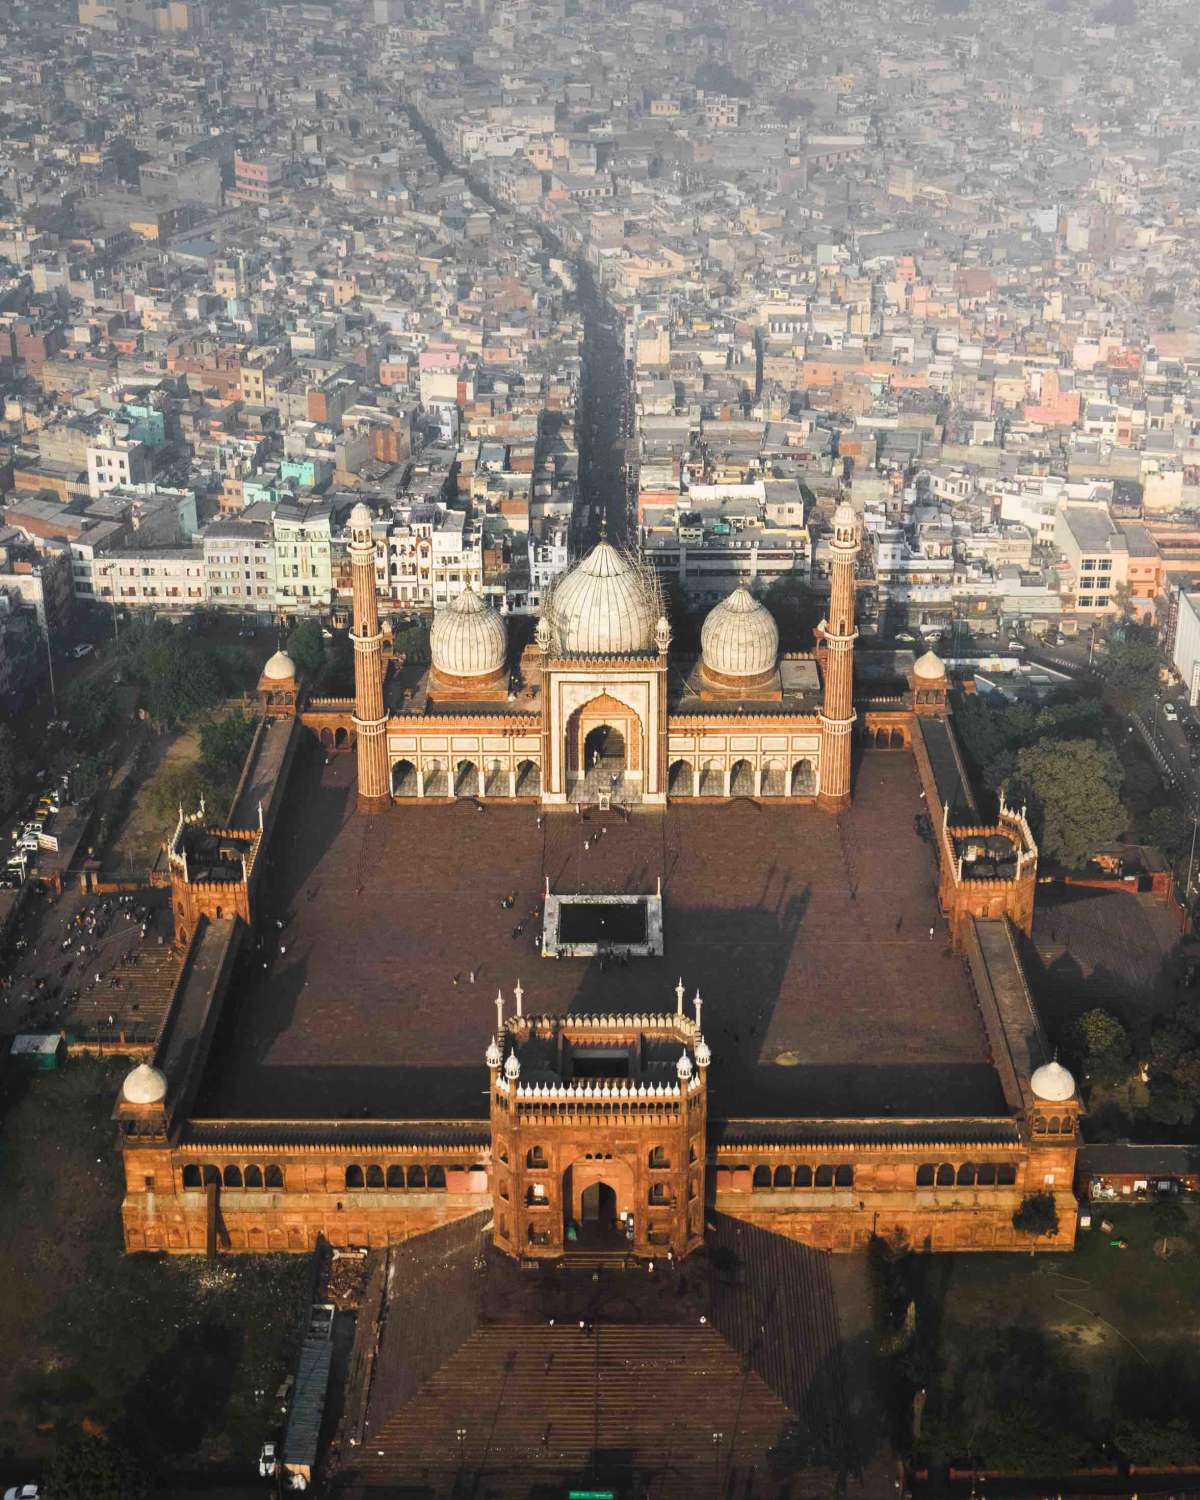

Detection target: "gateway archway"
[583, 723, 626, 774]
[580, 1181, 617, 1226]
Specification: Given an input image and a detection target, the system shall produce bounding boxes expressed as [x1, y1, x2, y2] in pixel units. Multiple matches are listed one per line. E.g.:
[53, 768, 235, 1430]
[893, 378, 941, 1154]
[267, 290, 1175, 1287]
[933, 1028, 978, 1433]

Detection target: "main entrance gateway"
[487, 997, 711, 1262]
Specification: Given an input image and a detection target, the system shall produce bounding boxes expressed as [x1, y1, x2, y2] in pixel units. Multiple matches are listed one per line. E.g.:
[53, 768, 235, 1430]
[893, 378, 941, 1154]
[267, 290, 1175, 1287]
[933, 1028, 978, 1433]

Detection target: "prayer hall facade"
[115, 501, 1081, 1261]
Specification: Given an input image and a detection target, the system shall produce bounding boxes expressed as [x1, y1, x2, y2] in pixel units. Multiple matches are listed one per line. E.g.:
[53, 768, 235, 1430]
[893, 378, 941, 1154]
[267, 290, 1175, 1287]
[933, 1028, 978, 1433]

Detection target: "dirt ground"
[0, 1058, 310, 1473]
[104, 725, 203, 874]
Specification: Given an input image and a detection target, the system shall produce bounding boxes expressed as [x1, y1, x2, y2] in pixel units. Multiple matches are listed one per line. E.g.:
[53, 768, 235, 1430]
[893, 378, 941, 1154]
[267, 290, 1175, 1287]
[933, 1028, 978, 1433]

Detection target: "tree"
[286, 619, 326, 679]
[199, 710, 256, 784]
[0, 723, 25, 817]
[116, 617, 227, 726]
[1074, 1008, 1133, 1089]
[44, 1433, 148, 1500]
[1010, 738, 1125, 870]
[62, 678, 116, 743]
[321, 631, 355, 695]
[1151, 1197, 1188, 1257]
[1013, 1192, 1060, 1242]
[1098, 630, 1161, 712]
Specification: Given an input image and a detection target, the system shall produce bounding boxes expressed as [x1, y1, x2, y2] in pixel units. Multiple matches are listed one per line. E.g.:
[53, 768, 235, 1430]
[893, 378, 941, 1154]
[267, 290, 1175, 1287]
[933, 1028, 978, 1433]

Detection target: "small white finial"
[545, 874, 550, 897]
[675, 977, 685, 1016]
[656, 873, 662, 898]
[495, 989, 504, 1030]
[693, 990, 703, 1030]
[515, 979, 524, 1017]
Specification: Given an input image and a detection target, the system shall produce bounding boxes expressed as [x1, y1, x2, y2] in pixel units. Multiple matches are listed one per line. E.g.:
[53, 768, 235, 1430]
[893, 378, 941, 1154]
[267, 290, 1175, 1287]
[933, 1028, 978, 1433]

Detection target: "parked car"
[259, 1441, 278, 1478]
[69, 643, 94, 660]
[4, 1484, 41, 1500]
[1164, 703, 1179, 722]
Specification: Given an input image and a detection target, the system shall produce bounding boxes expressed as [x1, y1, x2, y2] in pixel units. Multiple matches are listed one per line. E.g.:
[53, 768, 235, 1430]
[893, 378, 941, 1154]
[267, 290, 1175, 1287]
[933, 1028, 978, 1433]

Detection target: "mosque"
[114, 499, 1080, 1264]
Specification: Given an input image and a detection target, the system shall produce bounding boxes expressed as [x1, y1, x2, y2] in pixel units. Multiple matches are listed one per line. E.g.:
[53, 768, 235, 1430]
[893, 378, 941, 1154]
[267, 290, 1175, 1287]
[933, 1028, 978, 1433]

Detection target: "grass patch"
[885, 1208, 1200, 1470]
[103, 728, 203, 873]
[0, 1059, 309, 1470]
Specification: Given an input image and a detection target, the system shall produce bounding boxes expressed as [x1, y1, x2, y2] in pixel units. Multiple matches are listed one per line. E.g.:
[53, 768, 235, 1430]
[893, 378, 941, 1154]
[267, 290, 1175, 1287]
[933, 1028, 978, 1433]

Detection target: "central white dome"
[913, 649, 946, 680]
[122, 1062, 167, 1105]
[1030, 1058, 1075, 1102]
[431, 588, 507, 678]
[701, 588, 779, 680]
[544, 542, 659, 656]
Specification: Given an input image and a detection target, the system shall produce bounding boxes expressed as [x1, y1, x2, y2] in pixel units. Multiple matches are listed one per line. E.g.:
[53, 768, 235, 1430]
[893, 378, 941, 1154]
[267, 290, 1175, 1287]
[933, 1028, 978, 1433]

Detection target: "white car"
[5, 1485, 41, 1500]
[1164, 703, 1179, 722]
[259, 1440, 278, 1478]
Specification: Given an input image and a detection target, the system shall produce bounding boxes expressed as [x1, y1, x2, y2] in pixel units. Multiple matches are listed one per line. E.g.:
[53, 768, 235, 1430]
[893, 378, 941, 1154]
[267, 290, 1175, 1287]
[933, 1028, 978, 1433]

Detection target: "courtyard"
[195, 745, 1004, 1124]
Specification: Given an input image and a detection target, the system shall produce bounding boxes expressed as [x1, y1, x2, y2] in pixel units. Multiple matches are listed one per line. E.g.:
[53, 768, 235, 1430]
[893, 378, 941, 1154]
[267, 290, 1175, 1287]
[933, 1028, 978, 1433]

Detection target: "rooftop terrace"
[194, 744, 1005, 1124]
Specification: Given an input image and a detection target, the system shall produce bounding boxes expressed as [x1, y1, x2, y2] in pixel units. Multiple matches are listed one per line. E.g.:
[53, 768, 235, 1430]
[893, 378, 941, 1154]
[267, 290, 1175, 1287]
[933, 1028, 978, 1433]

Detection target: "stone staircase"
[66, 944, 182, 1046]
[350, 1322, 793, 1494]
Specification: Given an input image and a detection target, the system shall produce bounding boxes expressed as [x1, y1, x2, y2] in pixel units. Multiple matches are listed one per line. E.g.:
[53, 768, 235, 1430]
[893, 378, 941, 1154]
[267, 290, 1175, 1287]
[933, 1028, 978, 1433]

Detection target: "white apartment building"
[93, 550, 206, 612]
[86, 429, 150, 499]
[1053, 502, 1129, 615]
[203, 516, 277, 621]
[273, 501, 334, 615]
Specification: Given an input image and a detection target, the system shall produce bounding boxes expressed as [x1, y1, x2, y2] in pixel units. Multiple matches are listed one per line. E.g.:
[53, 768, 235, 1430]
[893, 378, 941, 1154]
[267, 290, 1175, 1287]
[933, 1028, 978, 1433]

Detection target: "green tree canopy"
[44, 1433, 148, 1500]
[1074, 1008, 1133, 1089]
[1010, 738, 1125, 869]
[198, 709, 257, 784]
[116, 618, 231, 726]
[286, 619, 326, 679]
[0, 723, 26, 817]
[1097, 628, 1161, 712]
[62, 677, 116, 744]
[1012, 1191, 1060, 1240]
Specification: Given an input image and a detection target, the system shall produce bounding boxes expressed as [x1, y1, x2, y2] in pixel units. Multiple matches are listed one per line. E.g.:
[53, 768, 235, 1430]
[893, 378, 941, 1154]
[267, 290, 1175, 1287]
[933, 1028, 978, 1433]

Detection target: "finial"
[599, 512, 608, 541]
[515, 979, 524, 1017]
[495, 989, 504, 1030]
[545, 873, 550, 897]
[693, 989, 703, 1030]
[675, 977, 685, 1016]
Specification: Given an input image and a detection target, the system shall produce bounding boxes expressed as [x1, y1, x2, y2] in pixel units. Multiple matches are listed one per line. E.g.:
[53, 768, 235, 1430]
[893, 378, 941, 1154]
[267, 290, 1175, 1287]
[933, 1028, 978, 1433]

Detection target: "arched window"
[793, 1165, 813, 1188]
[668, 759, 693, 796]
[515, 760, 540, 797]
[956, 1163, 976, 1186]
[814, 1165, 834, 1188]
[649, 1182, 671, 1204]
[202, 1164, 220, 1187]
[366, 1164, 385, 1189]
[391, 759, 418, 797]
[936, 1164, 955, 1187]
[386, 1165, 405, 1188]
[790, 759, 815, 796]
[345, 1164, 364, 1190]
[977, 1163, 997, 1186]
[407, 1164, 425, 1188]
[752, 1165, 772, 1189]
[649, 1146, 670, 1169]
[182, 1164, 201, 1188]
[997, 1163, 1017, 1186]
[773, 1165, 792, 1188]
[1034, 1117, 1046, 1134]
[264, 1164, 284, 1189]
[834, 1165, 853, 1188]
[427, 1165, 446, 1189]
[526, 1146, 548, 1169]
[729, 759, 754, 797]
[244, 1164, 263, 1189]
[223, 1164, 242, 1189]
[916, 1164, 935, 1187]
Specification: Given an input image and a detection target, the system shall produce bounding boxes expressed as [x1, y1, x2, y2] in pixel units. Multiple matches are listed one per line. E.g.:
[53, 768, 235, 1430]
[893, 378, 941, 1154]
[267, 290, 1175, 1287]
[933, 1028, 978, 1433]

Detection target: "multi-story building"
[93, 549, 207, 613]
[1053, 501, 1130, 615]
[203, 513, 277, 622]
[272, 500, 334, 616]
[86, 427, 150, 499]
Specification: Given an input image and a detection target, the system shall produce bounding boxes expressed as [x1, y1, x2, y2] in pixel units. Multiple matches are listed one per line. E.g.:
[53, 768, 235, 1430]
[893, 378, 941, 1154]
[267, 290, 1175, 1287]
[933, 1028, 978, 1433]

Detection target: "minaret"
[817, 499, 860, 811]
[348, 501, 389, 810]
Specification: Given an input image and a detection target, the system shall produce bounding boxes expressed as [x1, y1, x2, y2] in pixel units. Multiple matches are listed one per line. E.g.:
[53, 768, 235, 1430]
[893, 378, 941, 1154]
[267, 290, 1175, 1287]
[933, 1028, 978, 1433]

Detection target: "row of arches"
[752, 1163, 854, 1189]
[317, 726, 353, 749]
[916, 1162, 1019, 1187]
[391, 758, 541, 799]
[344, 1163, 448, 1189]
[865, 727, 907, 750]
[1033, 1116, 1073, 1135]
[667, 757, 816, 799]
[182, 1163, 284, 1190]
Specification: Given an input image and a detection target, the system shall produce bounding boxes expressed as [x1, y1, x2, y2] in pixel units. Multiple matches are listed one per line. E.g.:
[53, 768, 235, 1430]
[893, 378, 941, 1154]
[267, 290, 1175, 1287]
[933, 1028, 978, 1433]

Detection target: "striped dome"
[544, 542, 659, 656]
[701, 588, 779, 680]
[430, 588, 507, 678]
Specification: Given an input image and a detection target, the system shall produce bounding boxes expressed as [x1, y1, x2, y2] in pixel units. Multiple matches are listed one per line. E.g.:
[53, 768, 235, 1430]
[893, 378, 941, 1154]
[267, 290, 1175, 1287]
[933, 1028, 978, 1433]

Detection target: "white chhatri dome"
[431, 587, 507, 678]
[543, 542, 659, 656]
[913, 649, 946, 680]
[701, 587, 779, 679]
[1030, 1058, 1075, 1102]
[349, 500, 374, 532]
[262, 649, 296, 681]
[122, 1062, 167, 1105]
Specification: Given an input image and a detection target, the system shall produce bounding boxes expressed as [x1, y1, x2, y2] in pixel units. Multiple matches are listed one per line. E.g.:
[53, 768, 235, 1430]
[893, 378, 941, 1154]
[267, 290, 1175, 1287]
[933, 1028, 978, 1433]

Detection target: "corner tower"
[817, 499, 860, 810]
[349, 502, 389, 810]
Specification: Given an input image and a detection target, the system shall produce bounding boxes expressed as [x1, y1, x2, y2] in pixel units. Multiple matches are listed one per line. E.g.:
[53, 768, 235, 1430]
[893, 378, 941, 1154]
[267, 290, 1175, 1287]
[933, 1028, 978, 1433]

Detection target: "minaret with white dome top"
[817, 499, 861, 810]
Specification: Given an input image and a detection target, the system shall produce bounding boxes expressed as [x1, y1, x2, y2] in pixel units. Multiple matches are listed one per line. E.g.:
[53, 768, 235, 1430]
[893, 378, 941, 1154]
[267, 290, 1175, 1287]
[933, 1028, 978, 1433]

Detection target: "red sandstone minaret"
[349, 501, 389, 810]
[817, 499, 860, 811]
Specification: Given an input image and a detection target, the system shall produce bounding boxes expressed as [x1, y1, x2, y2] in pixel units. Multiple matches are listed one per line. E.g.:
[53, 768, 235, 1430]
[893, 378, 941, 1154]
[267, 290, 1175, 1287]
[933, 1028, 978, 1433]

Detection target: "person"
[928, 925, 935, 940]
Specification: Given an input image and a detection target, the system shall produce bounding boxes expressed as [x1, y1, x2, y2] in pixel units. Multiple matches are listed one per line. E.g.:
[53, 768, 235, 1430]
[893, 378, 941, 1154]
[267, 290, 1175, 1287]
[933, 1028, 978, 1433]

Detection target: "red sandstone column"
[817, 500, 860, 811]
[349, 502, 389, 810]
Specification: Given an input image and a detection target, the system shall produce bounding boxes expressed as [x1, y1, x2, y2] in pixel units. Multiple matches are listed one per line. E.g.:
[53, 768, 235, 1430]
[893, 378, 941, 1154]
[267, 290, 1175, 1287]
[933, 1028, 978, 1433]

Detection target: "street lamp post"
[42, 624, 57, 719]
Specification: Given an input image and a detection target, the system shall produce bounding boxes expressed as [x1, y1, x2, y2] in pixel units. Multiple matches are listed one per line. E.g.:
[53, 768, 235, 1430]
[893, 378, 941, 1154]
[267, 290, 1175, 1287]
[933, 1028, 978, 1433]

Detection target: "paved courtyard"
[196, 745, 1002, 1123]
